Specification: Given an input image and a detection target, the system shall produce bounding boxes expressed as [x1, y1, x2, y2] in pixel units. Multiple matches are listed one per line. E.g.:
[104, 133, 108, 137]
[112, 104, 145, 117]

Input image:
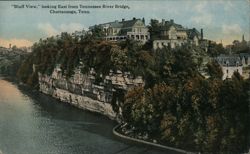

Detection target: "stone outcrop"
[38, 65, 144, 120]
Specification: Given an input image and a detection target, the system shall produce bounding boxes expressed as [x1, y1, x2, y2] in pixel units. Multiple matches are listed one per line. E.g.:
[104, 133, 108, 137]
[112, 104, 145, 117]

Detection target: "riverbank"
[1, 75, 116, 121]
[2, 75, 189, 153]
[113, 123, 196, 154]
[0, 77, 179, 154]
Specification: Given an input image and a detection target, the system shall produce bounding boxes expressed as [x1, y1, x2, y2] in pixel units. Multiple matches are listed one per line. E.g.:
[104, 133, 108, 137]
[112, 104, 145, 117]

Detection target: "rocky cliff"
[38, 65, 144, 120]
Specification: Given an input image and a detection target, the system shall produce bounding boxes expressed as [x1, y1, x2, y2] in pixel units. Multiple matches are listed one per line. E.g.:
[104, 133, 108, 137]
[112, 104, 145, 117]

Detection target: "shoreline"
[0, 75, 194, 153]
[113, 124, 196, 154]
[0, 75, 117, 122]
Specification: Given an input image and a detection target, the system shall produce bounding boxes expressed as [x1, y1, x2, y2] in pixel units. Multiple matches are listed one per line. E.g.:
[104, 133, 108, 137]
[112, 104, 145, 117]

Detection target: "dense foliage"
[17, 32, 249, 153]
[17, 33, 154, 86]
[0, 47, 27, 76]
[121, 47, 249, 153]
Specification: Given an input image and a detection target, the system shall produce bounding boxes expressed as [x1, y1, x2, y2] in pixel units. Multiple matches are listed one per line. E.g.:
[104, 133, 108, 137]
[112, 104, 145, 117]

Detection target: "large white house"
[89, 18, 150, 44]
[152, 19, 203, 49]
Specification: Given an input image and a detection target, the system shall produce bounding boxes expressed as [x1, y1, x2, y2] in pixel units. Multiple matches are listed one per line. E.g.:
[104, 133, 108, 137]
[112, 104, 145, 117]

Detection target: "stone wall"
[38, 66, 144, 120]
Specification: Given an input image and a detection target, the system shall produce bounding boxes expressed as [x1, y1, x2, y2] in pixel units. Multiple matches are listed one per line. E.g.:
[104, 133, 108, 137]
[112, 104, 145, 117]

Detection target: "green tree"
[91, 25, 105, 38]
[206, 60, 223, 79]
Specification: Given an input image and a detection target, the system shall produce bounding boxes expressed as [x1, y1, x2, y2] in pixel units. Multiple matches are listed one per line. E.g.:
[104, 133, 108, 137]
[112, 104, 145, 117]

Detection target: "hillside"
[17, 33, 250, 153]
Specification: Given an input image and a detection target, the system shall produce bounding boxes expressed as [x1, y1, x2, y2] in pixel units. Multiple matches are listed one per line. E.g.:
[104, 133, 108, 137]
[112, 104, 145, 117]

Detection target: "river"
[0, 78, 179, 154]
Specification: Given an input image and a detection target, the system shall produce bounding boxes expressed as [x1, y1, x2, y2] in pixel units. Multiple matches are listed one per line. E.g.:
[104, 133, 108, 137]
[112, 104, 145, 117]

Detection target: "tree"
[207, 43, 226, 57]
[206, 60, 223, 79]
[148, 19, 161, 40]
[91, 25, 105, 38]
[215, 73, 249, 153]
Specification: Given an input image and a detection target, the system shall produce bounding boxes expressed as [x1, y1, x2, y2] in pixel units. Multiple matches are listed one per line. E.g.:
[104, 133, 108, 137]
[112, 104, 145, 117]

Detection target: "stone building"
[152, 19, 203, 49]
[216, 54, 243, 80]
[89, 18, 150, 44]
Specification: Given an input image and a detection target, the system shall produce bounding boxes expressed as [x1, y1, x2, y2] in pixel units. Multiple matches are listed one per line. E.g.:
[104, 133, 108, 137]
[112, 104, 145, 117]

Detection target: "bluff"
[16, 33, 250, 153]
[38, 65, 143, 120]
[16, 34, 152, 119]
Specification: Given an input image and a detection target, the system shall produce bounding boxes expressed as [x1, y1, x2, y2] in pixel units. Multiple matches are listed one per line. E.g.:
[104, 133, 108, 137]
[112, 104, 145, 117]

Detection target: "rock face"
[38, 65, 144, 120]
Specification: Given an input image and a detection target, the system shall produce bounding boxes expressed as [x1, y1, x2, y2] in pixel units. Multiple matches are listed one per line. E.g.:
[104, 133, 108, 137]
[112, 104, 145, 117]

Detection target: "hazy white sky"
[0, 0, 249, 47]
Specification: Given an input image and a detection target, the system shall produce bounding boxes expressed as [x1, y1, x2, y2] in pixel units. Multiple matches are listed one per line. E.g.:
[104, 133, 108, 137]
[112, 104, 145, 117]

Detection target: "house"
[239, 53, 250, 67]
[216, 54, 243, 80]
[152, 19, 203, 49]
[89, 18, 150, 44]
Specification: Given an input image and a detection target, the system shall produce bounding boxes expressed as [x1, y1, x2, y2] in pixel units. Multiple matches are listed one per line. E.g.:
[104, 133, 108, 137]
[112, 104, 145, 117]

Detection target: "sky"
[0, 0, 249, 47]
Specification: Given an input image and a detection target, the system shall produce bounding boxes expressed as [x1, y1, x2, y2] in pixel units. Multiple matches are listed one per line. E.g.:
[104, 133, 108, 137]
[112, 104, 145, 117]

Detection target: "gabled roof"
[216, 54, 242, 67]
[187, 28, 201, 39]
[159, 21, 187, 31]
[90, 18, 144, 29]
[121, 19, 142, 28]
[97, 21, 123, 28]
[109, 22, 123, 28]
[239, 53, 250, 58]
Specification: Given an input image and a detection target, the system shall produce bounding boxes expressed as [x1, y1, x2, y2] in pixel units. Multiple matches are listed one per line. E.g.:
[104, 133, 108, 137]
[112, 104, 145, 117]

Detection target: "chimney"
[162, 19, 165, 25]
[201, 28, 203, 40]
[133, 17, 136, 20]
[170, 19, 174, 24]
[9, 44, 11, 49]
[122, 18, 125, 22]
[142, 17, 145, 24]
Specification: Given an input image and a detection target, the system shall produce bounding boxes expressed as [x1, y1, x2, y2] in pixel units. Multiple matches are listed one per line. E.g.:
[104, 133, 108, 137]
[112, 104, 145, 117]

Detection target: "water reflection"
[0, 78, 176, 154]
